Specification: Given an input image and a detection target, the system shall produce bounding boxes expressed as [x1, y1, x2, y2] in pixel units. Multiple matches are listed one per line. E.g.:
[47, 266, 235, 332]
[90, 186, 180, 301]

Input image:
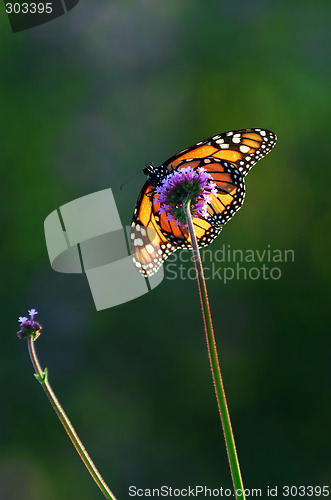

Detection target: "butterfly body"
[131, 128, 276, 277]
[143, 164, 171, 186]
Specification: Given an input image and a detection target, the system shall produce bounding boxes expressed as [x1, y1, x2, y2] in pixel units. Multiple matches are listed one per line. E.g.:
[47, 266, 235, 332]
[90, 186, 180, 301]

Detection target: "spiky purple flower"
[154, 166, 217, 226]
[17, 308, 42, 340]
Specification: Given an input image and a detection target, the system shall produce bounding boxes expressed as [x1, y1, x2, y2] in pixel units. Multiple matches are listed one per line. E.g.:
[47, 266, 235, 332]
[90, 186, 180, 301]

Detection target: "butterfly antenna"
[120, 169, 144, 190]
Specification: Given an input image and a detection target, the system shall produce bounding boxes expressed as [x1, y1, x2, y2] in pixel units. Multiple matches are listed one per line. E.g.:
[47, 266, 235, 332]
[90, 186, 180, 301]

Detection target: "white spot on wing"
[146, 244, 154, 254]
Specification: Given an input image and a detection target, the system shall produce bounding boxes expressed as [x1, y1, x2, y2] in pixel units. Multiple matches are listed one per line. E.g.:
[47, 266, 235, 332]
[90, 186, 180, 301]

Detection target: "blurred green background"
[1, 1, 330, 498]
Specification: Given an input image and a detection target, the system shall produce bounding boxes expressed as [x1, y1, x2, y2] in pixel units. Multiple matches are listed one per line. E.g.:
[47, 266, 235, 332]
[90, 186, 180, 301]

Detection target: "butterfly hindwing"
[130, 158, 246, 276]
[130, 182, 177, 276]
[155, 157, 245, 237]
[130, 180, 221, 277]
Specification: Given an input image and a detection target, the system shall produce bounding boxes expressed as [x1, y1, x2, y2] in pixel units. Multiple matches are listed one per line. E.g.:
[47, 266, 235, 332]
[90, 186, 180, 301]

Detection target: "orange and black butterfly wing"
[130, 181, 177, 276]
[164, 128, 276, 177]
[130, 177, 227, 277]
[131, 158, 246, 276]
[154, 190, 223, 250]
[156, 157, 245, 246]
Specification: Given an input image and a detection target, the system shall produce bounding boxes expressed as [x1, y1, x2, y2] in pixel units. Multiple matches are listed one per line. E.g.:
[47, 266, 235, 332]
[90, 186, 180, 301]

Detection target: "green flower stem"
[184, 203, 245, 500]
[28, 337, 117, 500]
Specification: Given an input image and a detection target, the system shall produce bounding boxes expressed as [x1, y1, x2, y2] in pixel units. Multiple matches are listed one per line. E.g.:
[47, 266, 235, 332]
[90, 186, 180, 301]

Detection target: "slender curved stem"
[28, 337, 117, 500]
[184, 203, 245, 500]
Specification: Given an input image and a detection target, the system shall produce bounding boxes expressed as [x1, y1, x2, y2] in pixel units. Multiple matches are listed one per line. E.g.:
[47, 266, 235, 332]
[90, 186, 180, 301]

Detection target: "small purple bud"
[17, 309, 42, 340]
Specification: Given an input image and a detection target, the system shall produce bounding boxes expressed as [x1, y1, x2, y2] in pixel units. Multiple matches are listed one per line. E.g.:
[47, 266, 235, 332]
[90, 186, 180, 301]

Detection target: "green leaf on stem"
[34, 366, 48, 384]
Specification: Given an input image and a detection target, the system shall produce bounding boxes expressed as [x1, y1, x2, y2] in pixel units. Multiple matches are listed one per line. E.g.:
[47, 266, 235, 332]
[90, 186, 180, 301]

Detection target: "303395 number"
[283, 485, 329, 497]
[5, 2, 53, 14]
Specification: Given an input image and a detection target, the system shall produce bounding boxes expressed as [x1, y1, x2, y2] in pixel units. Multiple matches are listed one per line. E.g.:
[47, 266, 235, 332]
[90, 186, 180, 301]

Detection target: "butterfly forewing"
[164, 128, 276, 176]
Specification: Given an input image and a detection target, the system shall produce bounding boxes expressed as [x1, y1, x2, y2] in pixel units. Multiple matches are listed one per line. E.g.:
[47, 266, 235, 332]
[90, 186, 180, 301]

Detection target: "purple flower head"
[154, 166, 217, 226]
[17, 308, 42, 340]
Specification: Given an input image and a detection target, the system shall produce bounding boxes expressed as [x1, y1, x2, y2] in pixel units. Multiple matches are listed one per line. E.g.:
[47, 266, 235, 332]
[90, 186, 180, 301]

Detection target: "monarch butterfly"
[130, 128, 277, 277]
